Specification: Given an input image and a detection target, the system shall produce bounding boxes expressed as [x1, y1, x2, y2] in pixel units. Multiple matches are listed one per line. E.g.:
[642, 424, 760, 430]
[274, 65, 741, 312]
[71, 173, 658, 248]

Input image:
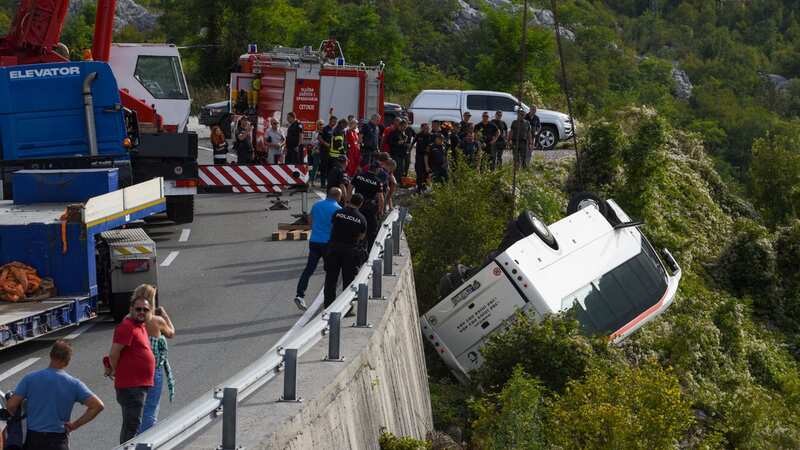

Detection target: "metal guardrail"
[118, 208, 406, 450]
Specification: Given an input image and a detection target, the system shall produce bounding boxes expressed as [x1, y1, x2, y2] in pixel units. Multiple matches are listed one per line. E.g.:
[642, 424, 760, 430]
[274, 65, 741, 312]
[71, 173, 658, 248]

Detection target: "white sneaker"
[293, 296, 307, 311]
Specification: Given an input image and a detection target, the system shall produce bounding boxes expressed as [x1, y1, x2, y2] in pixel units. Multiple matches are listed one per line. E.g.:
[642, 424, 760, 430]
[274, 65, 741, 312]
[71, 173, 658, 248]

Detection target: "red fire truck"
[228, 40, 385, 145]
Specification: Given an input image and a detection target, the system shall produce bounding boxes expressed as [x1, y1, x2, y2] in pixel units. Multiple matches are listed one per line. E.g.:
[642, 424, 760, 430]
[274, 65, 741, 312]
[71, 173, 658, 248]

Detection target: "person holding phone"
[134, 285, 176, 433]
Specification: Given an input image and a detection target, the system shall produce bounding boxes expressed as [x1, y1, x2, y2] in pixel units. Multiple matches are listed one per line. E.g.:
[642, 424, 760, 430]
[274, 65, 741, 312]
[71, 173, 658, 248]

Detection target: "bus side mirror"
[661, 248, 679, 274]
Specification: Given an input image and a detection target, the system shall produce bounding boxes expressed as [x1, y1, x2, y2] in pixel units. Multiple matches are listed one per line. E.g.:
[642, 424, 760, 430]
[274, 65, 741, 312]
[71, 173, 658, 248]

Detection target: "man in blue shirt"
[293, 186, 343, 310]
[5, 340, 104, 450]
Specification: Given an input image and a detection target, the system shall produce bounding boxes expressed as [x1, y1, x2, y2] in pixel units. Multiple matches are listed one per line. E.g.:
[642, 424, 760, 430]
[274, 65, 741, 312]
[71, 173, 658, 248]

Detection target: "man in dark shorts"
[474, 112, 500, 169]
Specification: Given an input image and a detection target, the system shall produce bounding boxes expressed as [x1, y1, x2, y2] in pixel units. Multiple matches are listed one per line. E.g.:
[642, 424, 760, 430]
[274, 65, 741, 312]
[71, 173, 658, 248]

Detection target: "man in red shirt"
[107, 295, 155, 444]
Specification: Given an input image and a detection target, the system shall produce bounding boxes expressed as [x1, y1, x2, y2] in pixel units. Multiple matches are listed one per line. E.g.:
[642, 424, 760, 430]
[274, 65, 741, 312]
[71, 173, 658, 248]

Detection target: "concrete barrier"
[181, 234, 432, 449]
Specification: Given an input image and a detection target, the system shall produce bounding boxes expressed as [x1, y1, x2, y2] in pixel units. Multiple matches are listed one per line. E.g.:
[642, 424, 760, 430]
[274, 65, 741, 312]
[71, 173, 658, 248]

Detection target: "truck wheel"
[567, 192, 619, 225]
[166, 195, 195, 224]
[438, 264, 471, 299]
[111, 293, 129, 323]
[516, 210, 558, 250]
[538, 125, 559, 150]
[567, 192, 607, 216]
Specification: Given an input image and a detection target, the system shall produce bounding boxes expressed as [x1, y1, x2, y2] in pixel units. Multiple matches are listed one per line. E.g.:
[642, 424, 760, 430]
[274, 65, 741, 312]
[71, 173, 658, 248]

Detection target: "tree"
[750, 131, 800, 226]
[470, 366, 547, 450]
[546, 364, 694, 450]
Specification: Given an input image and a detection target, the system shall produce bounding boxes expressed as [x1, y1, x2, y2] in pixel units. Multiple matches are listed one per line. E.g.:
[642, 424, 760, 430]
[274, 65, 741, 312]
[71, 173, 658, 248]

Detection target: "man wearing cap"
[474, 112, 500, 169]
[352, 162, 385, 249]
[458, 112, 473, 140]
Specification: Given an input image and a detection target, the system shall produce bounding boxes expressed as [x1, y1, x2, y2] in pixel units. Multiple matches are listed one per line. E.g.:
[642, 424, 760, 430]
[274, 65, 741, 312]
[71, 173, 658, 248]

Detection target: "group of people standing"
[2, 284, 175, 449]
[293, 157, 388, 311]
[210, 112, 305, 166]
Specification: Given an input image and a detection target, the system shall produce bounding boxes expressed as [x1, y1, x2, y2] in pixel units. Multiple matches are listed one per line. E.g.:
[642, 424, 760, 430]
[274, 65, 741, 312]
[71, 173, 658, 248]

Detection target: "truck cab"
[421, 197, 682, 382]
[109, 43, 191, 133]
[0, 61, 133, 198]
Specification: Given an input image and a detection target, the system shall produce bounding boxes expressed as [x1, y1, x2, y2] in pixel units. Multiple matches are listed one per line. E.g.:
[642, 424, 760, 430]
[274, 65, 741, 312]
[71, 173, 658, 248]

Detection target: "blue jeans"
[138, 366, 163, 433]
[296, 242, 328, 297]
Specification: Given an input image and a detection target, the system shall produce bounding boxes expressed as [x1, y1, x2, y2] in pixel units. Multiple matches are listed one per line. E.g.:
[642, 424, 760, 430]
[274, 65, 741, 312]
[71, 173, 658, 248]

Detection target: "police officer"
[351, 162, 385, 249]
[323, 194, 367, 308]
[326, 155, 350, 200]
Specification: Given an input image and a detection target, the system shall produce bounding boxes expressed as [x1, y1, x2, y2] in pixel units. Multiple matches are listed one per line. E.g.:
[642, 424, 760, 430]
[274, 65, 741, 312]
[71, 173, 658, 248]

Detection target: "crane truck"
[0, 0, 198, 223]
[0, 1, 182, 349]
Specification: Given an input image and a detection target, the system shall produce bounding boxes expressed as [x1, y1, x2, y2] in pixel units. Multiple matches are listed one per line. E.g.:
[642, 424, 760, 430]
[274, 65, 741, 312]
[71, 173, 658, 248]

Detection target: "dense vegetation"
[408, 108, 800, 448]
[3, 0, 800, 447]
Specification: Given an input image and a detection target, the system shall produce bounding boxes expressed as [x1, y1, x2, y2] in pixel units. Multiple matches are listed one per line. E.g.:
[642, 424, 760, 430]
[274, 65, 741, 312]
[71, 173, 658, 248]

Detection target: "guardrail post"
[325, 312, 344, 361]
[279, 349, 301, 402]
[384, 237, 393, 275]
[392, 220, 401, 256]
[372, 259, 383, 299]
[218, 387, 239, 450]
[354, 283, 371, 328]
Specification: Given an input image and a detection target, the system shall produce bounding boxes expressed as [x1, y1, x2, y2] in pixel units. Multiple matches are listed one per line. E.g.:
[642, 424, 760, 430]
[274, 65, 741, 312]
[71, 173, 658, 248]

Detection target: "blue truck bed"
[0, 178, 165, 349]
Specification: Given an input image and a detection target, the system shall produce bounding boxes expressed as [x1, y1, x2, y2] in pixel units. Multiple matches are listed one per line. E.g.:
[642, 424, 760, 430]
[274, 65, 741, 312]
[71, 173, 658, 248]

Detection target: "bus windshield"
[562, 235, 667, 336]
[134, 55, 188, 100]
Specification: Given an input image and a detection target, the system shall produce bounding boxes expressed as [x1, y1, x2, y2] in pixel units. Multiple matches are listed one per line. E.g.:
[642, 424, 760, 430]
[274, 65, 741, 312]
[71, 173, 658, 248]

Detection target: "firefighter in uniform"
[324, 193, 367, 308]
[351, 162, 385, 249]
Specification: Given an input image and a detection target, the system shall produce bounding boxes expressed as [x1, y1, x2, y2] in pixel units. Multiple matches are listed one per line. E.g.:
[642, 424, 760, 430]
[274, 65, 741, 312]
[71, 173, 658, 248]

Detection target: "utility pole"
[551, 0, 581, 177]
[511, 0, 529, 221]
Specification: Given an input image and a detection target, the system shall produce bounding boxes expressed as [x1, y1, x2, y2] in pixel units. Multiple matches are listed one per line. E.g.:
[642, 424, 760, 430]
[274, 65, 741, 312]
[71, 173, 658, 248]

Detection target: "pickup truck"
[406, 89, 573, 150]
[420, 193, 682, 383]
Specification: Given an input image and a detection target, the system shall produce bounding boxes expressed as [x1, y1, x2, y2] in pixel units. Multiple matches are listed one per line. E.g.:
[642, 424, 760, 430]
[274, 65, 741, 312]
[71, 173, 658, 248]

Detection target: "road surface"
[0, 142, 320, 449]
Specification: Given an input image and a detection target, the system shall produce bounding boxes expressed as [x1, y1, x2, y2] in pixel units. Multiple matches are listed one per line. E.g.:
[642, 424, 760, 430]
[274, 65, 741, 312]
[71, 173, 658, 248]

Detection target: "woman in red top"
[345, 119, 362, 177]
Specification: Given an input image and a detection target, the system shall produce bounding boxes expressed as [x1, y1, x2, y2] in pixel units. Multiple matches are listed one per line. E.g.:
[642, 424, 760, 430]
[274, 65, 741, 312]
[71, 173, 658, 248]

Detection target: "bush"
[470, 366, 547, 450]
[379, 432, 432, 450]
[715, 219, 776, 299]
[474, 313, 619, 393]
[546, 363, 694, 450]
[406, 163, 511, 312]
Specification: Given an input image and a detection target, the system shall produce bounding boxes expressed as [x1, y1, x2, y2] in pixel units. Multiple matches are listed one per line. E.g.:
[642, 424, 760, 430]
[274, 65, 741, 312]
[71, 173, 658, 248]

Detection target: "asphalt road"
[0, 145, 320, 449]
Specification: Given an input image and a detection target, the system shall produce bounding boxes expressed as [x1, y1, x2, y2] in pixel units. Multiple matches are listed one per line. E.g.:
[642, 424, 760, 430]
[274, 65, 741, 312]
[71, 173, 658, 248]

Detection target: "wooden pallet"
[277, 222, 311, 231]
[271, 230, 310, 241]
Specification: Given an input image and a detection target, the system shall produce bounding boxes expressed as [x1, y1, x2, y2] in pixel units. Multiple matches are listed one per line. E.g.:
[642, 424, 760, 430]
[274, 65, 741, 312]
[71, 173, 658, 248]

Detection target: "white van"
[420, 194, 682, 383]
[407, 89, 573, 150]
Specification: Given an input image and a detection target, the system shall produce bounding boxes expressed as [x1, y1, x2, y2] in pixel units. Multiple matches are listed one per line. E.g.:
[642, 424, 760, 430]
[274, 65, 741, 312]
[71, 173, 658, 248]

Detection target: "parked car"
[199, 99, 232, 138]
[406, 89, 573, 150]
[420, 193, 682, 383]
[383, 102, 405, 126]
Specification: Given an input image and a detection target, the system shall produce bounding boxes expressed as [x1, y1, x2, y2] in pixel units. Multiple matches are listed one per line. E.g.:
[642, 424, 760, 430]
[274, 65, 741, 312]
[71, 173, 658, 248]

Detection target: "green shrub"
[715, 219, 776, 299]
[546, 363, 694, 450]
[378, 432, 431, 450]
[474, 313, 619, 393]
[470, 366, 547, 450]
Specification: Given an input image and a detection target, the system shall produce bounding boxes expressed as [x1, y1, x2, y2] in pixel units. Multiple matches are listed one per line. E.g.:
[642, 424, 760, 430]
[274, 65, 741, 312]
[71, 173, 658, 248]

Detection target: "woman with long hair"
[210, 126, 228, 165]
[132, 285, 176, 433]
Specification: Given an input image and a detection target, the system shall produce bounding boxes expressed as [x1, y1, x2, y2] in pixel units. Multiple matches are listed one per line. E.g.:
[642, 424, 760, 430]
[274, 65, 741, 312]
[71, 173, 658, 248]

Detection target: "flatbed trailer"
[0, 177, 165, 350]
